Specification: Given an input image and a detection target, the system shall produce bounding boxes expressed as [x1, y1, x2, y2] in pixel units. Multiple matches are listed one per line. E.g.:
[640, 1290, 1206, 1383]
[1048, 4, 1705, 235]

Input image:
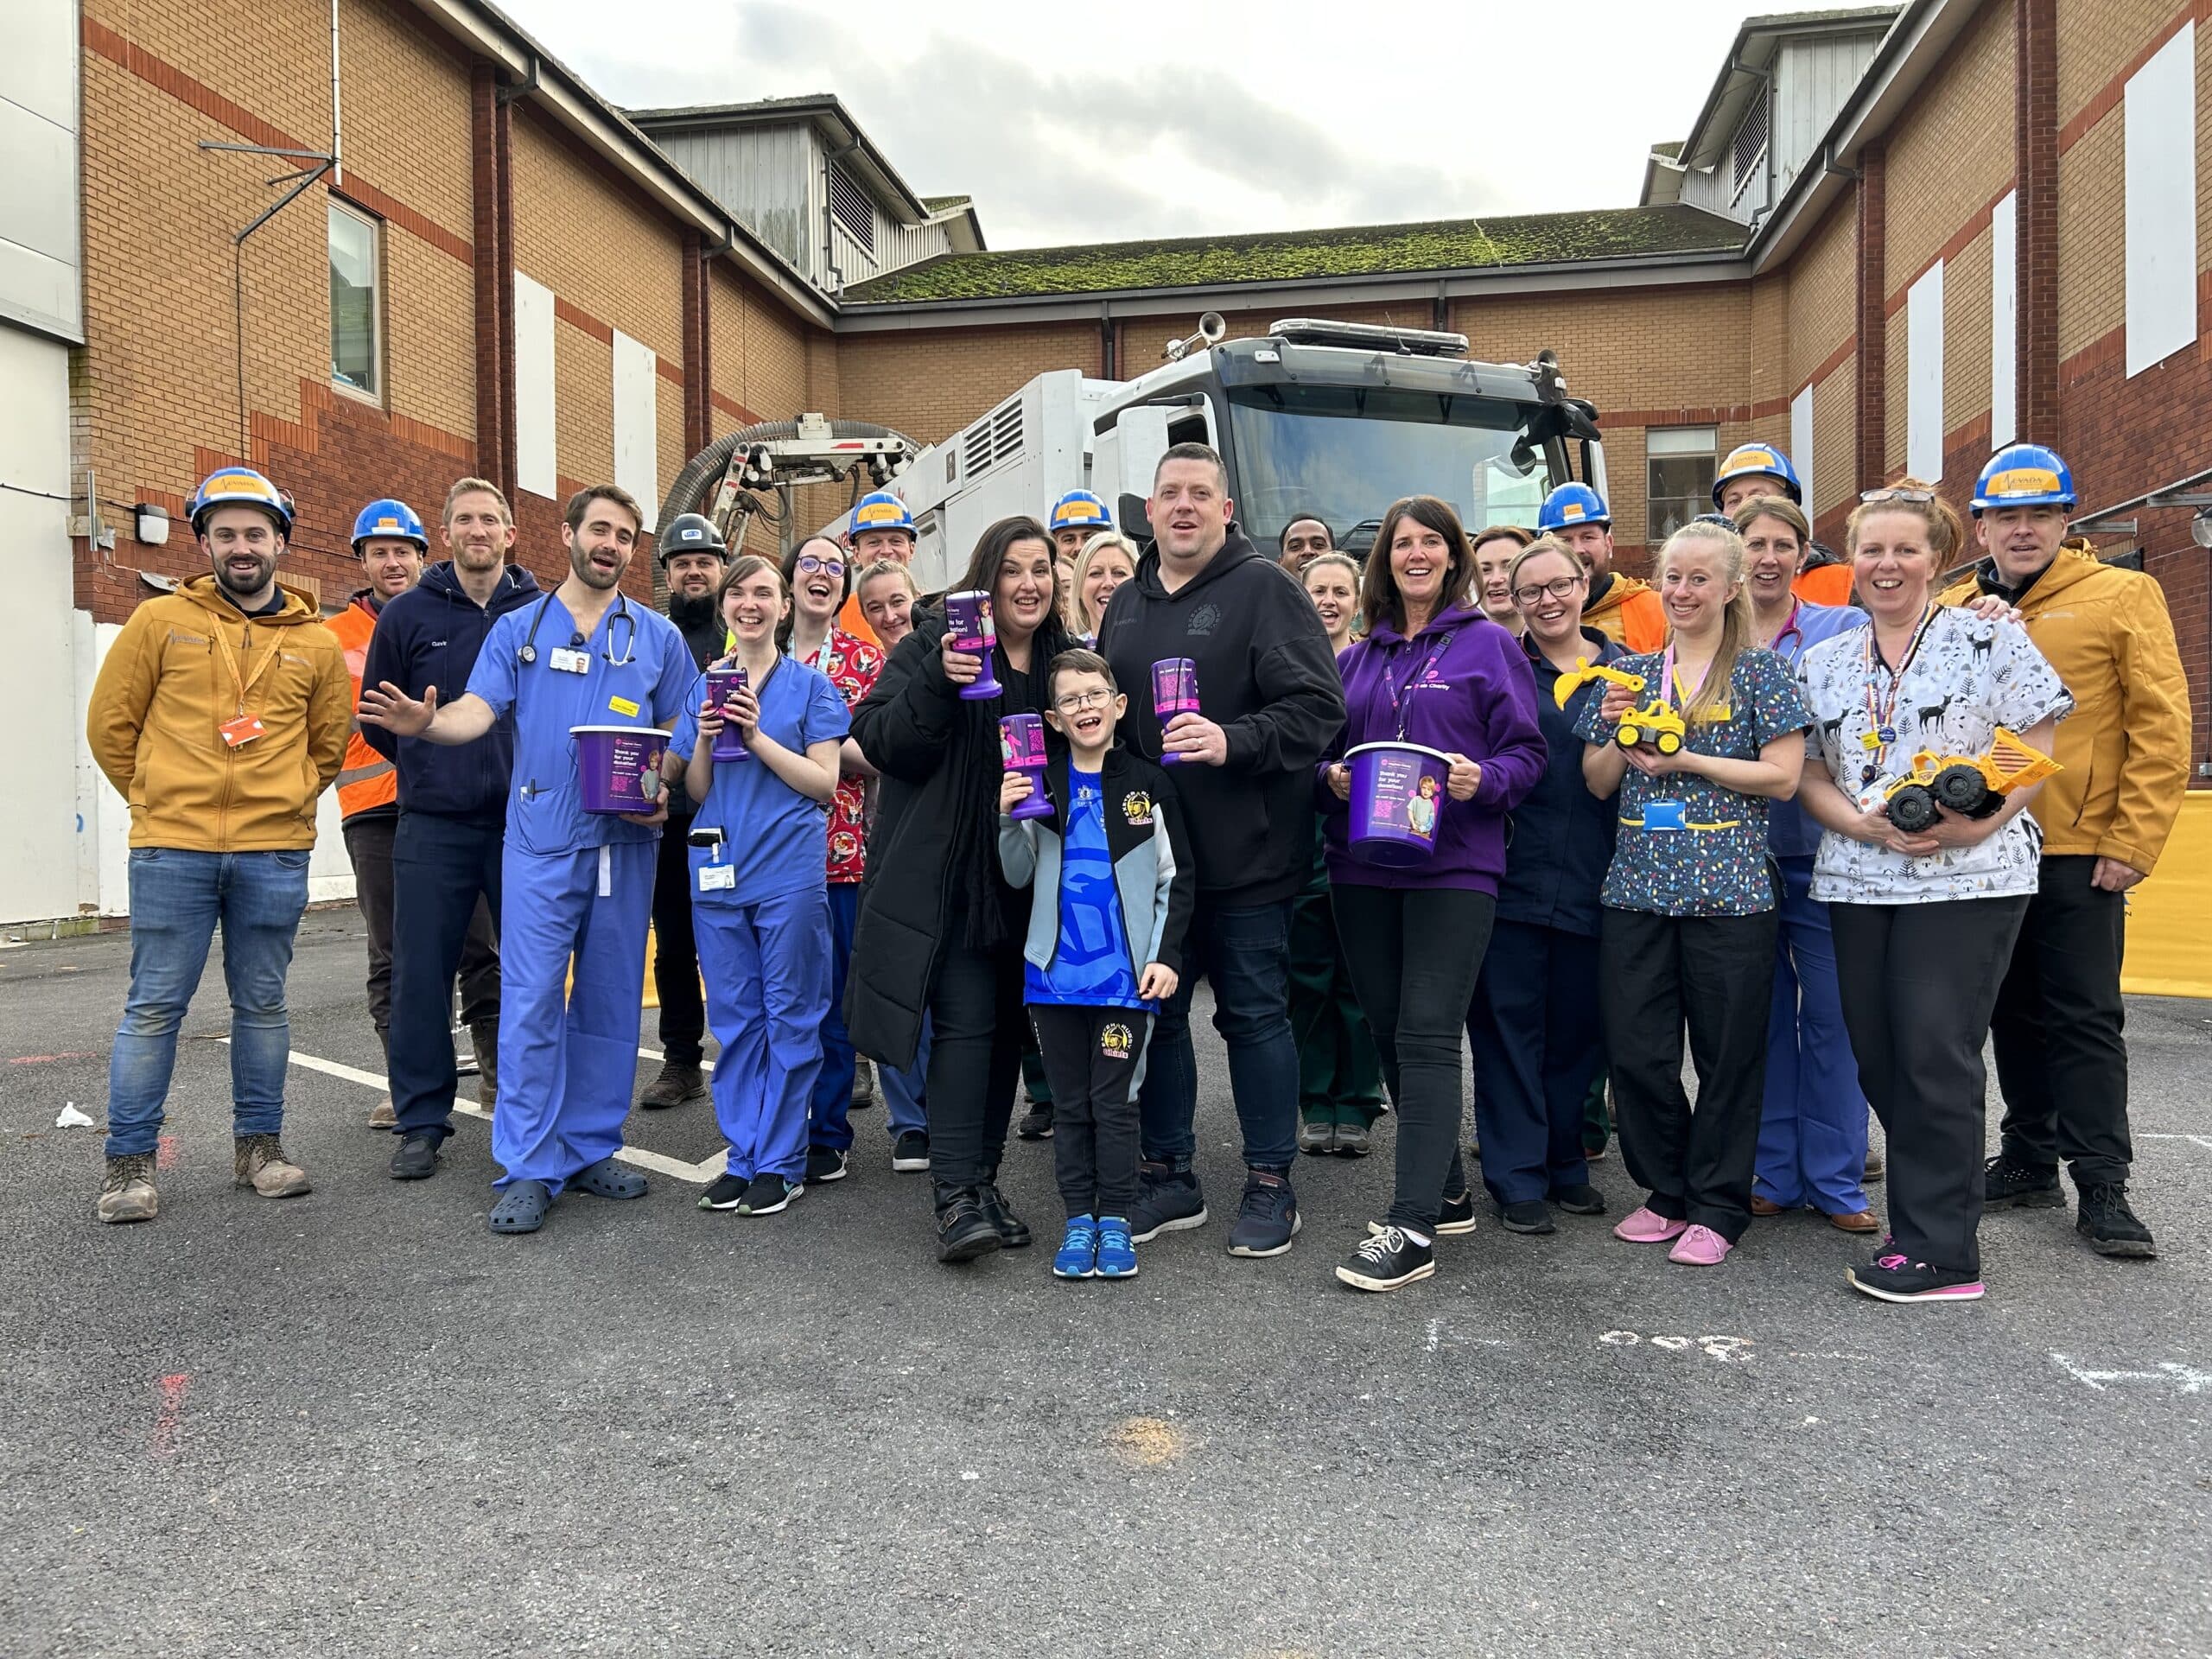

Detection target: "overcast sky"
[501, 0, 1797, 249]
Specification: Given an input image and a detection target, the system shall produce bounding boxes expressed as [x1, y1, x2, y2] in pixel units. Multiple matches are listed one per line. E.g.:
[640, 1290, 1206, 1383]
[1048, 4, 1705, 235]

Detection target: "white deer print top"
[1796, 607, 2071, 904]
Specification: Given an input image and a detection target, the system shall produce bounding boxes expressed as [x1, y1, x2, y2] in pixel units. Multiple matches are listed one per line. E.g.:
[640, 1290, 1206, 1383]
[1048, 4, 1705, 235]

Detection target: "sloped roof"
[843, 204, 1747, 304]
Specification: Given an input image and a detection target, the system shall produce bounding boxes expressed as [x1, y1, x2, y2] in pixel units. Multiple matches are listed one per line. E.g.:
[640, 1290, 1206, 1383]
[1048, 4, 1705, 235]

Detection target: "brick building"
[16, 0, 2211, 928]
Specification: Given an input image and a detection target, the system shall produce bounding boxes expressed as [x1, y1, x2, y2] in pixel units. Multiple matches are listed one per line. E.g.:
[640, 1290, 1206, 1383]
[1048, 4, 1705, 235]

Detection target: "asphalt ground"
[3, 907, 2208, 1657]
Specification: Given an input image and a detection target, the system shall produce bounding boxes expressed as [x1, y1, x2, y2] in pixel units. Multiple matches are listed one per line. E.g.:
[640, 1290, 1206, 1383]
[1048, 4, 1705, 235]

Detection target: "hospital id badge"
[219, 713, 266, 748]
[698, 862, 736, 893]
[549, 646, 589, 675]
[1641, 800, 1687, 832]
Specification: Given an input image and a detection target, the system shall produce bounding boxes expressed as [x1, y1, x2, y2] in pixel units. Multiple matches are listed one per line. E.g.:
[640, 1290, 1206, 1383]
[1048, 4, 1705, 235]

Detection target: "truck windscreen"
[1226, 385, 1558, 555]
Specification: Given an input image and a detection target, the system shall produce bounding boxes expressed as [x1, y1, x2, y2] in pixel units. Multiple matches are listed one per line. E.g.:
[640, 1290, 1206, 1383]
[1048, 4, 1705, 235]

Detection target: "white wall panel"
[1991, 191, 2018, 448]
[613, 331, 659, 532]
[513, 272, 556, 500]
[1789, 384, 1815, 514]
[2125, 22, 2197, 377]
[1906, 260, 1945, 481]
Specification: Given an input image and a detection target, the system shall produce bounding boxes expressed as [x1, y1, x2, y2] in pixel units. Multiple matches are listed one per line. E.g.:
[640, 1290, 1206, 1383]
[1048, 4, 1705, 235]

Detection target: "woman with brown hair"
[1470, 524, 1534, 632]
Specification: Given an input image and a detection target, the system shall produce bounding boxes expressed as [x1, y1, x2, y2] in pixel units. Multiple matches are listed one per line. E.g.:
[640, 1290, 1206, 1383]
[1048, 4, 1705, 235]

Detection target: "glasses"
[1055, 690, 1114, 713]
[1511, 575, 1584, 606]
[1859, 486, 1936, 505]
[797, 555, 846, 576]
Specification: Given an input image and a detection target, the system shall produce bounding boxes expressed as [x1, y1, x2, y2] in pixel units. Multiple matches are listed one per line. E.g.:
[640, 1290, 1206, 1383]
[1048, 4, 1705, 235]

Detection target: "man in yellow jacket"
[1537, 483, 1669, 652]
[1939, 444, 2191, 1259]
[85, 467, 353, 1224]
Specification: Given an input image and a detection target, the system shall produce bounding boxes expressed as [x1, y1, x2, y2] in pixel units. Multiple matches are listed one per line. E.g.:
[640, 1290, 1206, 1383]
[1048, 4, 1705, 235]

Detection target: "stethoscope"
[517, 593, 639, 668]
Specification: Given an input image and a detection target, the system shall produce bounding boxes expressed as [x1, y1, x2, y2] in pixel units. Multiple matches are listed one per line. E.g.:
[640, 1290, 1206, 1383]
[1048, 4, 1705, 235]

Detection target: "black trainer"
[933, 1181, 1002, 1263]
[389, 1133, 442, 1181]
[699, 1172, 747, 1211]
[1226, 1168, 1300, 1258]
[1017, 1101, 1054, 1141]
[805, 1146, 849, 1185]
[1497, 1198, 1556, 1235]
[891, 1130, 930, 1173]
[1550, 1182, 1607, 1215]
[1435, 1188, 1478, 1236]
[740, 1173, 804, 1216]
[2075, 1182, 2157, 1258]
[1336, 1225, 1435, 1292]
[1128, 1163, 1208, 1243]
[1847, 1253, 1986, 1303]
[976, 1180, 1032, 1249]
[1983, 1154, 2063, 1208]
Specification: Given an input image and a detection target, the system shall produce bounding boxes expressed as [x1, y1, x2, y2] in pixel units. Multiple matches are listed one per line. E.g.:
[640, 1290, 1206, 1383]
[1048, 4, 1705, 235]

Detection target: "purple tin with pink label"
[572, 725, 671, 815]
[944, 590, 1002, 701]
[1344, 741, 1451, 867]
[1152, 658, 1200, 763]
[704, 665, 749, 762]
[1000, 712, 1053, 821]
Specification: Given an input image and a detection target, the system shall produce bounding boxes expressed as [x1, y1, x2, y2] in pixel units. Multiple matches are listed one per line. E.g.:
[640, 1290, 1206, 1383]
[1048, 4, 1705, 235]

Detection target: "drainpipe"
[329, 0, 343, 187]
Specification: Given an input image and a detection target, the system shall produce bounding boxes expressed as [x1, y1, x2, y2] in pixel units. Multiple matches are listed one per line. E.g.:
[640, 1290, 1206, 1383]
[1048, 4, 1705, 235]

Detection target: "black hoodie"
[359, 560, 541, 823]
[1095, 526, 1345, 906]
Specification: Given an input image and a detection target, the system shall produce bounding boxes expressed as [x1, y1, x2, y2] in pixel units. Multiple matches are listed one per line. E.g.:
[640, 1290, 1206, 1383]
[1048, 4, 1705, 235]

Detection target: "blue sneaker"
[1052, 1214, 1099, 1279]
[1094, 1216, 1138, 1278]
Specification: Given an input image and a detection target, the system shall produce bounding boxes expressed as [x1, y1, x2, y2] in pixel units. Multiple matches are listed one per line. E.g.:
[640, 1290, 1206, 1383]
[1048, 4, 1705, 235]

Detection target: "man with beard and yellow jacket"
[1537, 483, 1667, 652]
[1937, 443, 2190, 1261]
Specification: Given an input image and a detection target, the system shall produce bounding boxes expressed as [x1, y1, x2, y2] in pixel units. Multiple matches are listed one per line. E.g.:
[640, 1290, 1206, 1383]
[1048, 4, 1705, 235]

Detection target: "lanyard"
[1859, 606, 1938, 773]
[209, 613, 280, 716]
[1381, 631, 1454, 739]
[1661, 639, 1717, 709]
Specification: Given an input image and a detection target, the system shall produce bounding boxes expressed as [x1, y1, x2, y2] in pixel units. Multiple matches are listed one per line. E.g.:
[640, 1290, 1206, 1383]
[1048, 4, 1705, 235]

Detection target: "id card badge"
[698, 862, 736, 893]
[219, 713, 266, 749]
[1641, 800, 1688, 832]
[549, 646, 590, 675]
[1855, 779, 1893, 814]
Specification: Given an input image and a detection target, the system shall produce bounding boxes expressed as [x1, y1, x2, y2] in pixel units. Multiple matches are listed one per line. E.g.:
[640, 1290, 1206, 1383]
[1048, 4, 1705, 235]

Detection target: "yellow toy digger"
[1883, 728, 2063, 833]
[1552, 658, 1686, 755]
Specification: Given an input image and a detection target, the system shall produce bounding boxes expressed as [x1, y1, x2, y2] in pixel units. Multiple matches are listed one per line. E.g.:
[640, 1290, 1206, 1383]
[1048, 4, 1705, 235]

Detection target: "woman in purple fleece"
[1319, 495, 1547, 1293]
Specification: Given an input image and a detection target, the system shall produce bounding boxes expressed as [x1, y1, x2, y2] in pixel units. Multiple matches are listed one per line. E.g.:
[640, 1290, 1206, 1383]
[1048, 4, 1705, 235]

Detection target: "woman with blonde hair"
[1576, 518, 1813, 1268]
[1069, 531, 1140, 642]
[1302, 552, 1363, 654]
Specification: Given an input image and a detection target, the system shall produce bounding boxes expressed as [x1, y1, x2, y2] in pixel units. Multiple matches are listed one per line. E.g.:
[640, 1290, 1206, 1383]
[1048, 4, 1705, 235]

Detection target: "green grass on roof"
[921, 194, 973, 212]
[844, 205, 1745, 303]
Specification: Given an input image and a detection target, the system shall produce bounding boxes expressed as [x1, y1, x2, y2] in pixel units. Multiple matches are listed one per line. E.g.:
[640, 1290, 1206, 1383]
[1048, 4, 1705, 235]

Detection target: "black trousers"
[1333, 885, 1493, 1232]
[1466, 919, 1603, 1205]
[925, 938, 1027, 1187]
[1599, 906, 1777, 1243]
[1831, 896, 2029, 1274]
[1990, 855, 2133, 1184]
[1031, 1005, 1152, 1218]
[342, 814, 401, 1036]
[651, 823, 706, 1066]
[389, 811, 504, 1139]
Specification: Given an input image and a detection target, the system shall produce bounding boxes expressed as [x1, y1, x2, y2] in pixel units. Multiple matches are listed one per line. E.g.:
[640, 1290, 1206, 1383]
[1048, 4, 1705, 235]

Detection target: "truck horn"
[1164, 311, 1228, 362]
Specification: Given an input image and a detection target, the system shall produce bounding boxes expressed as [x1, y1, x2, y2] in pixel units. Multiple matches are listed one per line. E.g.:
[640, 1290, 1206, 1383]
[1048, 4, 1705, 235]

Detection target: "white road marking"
[2050, 1352, 2212, 1395]
[2139, 1133, 2212, 1152]
[240, 1040, 726, 1185]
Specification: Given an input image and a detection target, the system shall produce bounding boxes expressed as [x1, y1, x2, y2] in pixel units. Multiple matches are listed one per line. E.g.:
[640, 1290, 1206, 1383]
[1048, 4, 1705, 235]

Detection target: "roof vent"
[1269, 318, 1469, 358]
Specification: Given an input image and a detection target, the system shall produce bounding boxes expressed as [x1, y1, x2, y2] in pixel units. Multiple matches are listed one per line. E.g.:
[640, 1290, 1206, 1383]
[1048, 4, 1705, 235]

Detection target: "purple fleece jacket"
[1318, 604, 1547, 893]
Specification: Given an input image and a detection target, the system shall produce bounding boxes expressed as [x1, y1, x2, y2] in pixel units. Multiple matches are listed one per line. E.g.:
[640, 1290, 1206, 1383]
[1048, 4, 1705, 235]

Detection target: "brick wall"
[2056, 0, 2191, 123]
[836, 320, 1103, 447]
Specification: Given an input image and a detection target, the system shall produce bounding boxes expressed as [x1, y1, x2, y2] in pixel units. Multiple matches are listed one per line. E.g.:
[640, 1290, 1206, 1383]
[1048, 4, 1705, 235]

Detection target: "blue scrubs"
[671, 657, 849, 1183]
[1757, 601, 1872, 1216]
[466, 590, 696, 1194]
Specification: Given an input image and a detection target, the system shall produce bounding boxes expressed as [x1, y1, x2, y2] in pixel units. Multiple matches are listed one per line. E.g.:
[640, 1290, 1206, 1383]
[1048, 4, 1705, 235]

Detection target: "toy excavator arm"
[1554, 657, 1647, 709]
[1983, 727, 2063, 795]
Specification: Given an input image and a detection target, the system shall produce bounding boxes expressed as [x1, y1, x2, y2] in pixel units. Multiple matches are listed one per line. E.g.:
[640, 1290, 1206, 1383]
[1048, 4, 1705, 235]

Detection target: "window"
[328, 200, 382, 399]
[1645, 427, 1717, 542]
[829, 162, 874, 255]
[1731, 85, 1769, 204]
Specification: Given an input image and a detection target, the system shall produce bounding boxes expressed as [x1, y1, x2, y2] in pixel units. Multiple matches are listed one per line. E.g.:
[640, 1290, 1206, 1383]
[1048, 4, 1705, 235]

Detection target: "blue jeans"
[105, 848, 310, 1158]
[880, 1016, 930, 1139]
[1136, 898, 1299, 1173]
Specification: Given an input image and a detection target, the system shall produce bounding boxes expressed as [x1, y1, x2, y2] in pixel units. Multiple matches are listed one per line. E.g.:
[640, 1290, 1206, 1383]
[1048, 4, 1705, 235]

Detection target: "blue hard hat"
[850, 491, 916, 536]
[1972, 443, 2076, 514]
[1537, 482, 1611, 532]
[350, 497, 428, 553]
[188, 467, 293, 536]
[1713, 442, 1802, 507]
[1048, 489, 1113, 534]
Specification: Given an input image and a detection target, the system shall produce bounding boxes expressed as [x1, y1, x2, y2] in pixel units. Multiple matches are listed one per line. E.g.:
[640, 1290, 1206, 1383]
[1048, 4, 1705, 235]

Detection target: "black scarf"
[951, 619, 1074, 950]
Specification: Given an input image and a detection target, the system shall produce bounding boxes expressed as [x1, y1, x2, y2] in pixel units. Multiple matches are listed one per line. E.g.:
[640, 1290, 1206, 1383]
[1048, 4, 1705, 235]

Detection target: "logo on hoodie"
[1121, 791, 1154, 827]
[1187, 603, 1221, 638]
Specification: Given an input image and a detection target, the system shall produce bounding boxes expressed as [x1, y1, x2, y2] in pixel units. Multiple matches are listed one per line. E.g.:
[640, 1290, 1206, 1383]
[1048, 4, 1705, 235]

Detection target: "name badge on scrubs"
[549, 646, 589, 675]
[1641, 800, 1688, 832]
[698, 862, 736, 893]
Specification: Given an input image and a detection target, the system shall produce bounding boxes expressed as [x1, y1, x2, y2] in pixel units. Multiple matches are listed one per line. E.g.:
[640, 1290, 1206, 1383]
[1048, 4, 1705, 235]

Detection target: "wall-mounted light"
[2191, 507, 2212, 550]
[134, 505, 170, 546]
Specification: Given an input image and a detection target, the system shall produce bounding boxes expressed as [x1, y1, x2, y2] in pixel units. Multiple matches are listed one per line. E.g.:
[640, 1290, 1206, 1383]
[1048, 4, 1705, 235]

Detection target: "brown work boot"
[98, 1153, 159, 1224]
[639, 1059, 708, 1109]
[471, 1021, 499, 1112]
[233, 1134, 311, 1198]
[367, 1098, 397, 1129]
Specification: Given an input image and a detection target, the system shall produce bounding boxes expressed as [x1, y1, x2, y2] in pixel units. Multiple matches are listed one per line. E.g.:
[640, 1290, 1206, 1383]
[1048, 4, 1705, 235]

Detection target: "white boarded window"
[1789, 385, 1815, 514]
[1991, 191, 2017, 448]
[613, 331, 659, 532]
[513, 272, 556, 499]
[1906, 261, 1945, 481]
[2126, 22, 2197, 377]
[1646, 425, 1717, 542]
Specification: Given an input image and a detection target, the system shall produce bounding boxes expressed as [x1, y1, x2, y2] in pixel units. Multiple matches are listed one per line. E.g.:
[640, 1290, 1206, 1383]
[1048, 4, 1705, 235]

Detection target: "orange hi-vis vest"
[326, 594, 397, 819]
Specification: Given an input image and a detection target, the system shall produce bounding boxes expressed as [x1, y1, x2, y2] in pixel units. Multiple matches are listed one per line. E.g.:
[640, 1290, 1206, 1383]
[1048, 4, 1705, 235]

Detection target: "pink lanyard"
[1660, 639, 1715, 709]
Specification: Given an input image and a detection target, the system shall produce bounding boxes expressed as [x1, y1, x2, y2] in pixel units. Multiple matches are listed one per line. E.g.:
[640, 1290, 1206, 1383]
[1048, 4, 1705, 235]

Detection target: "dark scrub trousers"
[1287, 829, 1384, 1133]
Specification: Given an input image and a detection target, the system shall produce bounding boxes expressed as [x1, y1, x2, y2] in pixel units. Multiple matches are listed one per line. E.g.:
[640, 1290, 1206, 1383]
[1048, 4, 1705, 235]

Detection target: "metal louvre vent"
[960, 397, 1025, 478]
[1732, 86, 1769, 199]
[830, 163, 875, 254]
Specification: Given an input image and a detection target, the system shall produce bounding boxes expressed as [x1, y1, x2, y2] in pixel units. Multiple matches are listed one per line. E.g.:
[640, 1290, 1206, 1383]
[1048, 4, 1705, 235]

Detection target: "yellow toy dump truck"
[1883, 728, 2063, 833]
[1553, 658, 1686, 755]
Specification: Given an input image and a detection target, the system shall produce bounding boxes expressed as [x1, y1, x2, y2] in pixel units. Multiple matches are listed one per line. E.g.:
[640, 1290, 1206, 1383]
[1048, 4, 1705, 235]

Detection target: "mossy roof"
[843, 204, 1745, 304]
[920, 194, 974, 213]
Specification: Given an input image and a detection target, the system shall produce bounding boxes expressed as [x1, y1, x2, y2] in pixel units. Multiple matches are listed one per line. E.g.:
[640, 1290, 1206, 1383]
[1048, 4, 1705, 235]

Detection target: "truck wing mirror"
[1118, 493, 1152, 542]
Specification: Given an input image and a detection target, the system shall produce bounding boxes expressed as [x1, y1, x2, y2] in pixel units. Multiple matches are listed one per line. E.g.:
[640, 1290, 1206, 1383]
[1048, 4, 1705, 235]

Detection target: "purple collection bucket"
[704, 665, 749, 762]
[1153, 658, 1199, 764]
[1344, 741, 1451, 868]
[573, 724, 671, 816]
[944, 590, 1003, 701]
[1000, 713, 1052, 821]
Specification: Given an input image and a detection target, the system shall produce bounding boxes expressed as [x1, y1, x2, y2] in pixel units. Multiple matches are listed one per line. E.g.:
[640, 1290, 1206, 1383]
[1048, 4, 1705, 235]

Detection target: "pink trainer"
[1612, 1206, 1688, 1244]
[1668, 1224, 1733, 1266]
